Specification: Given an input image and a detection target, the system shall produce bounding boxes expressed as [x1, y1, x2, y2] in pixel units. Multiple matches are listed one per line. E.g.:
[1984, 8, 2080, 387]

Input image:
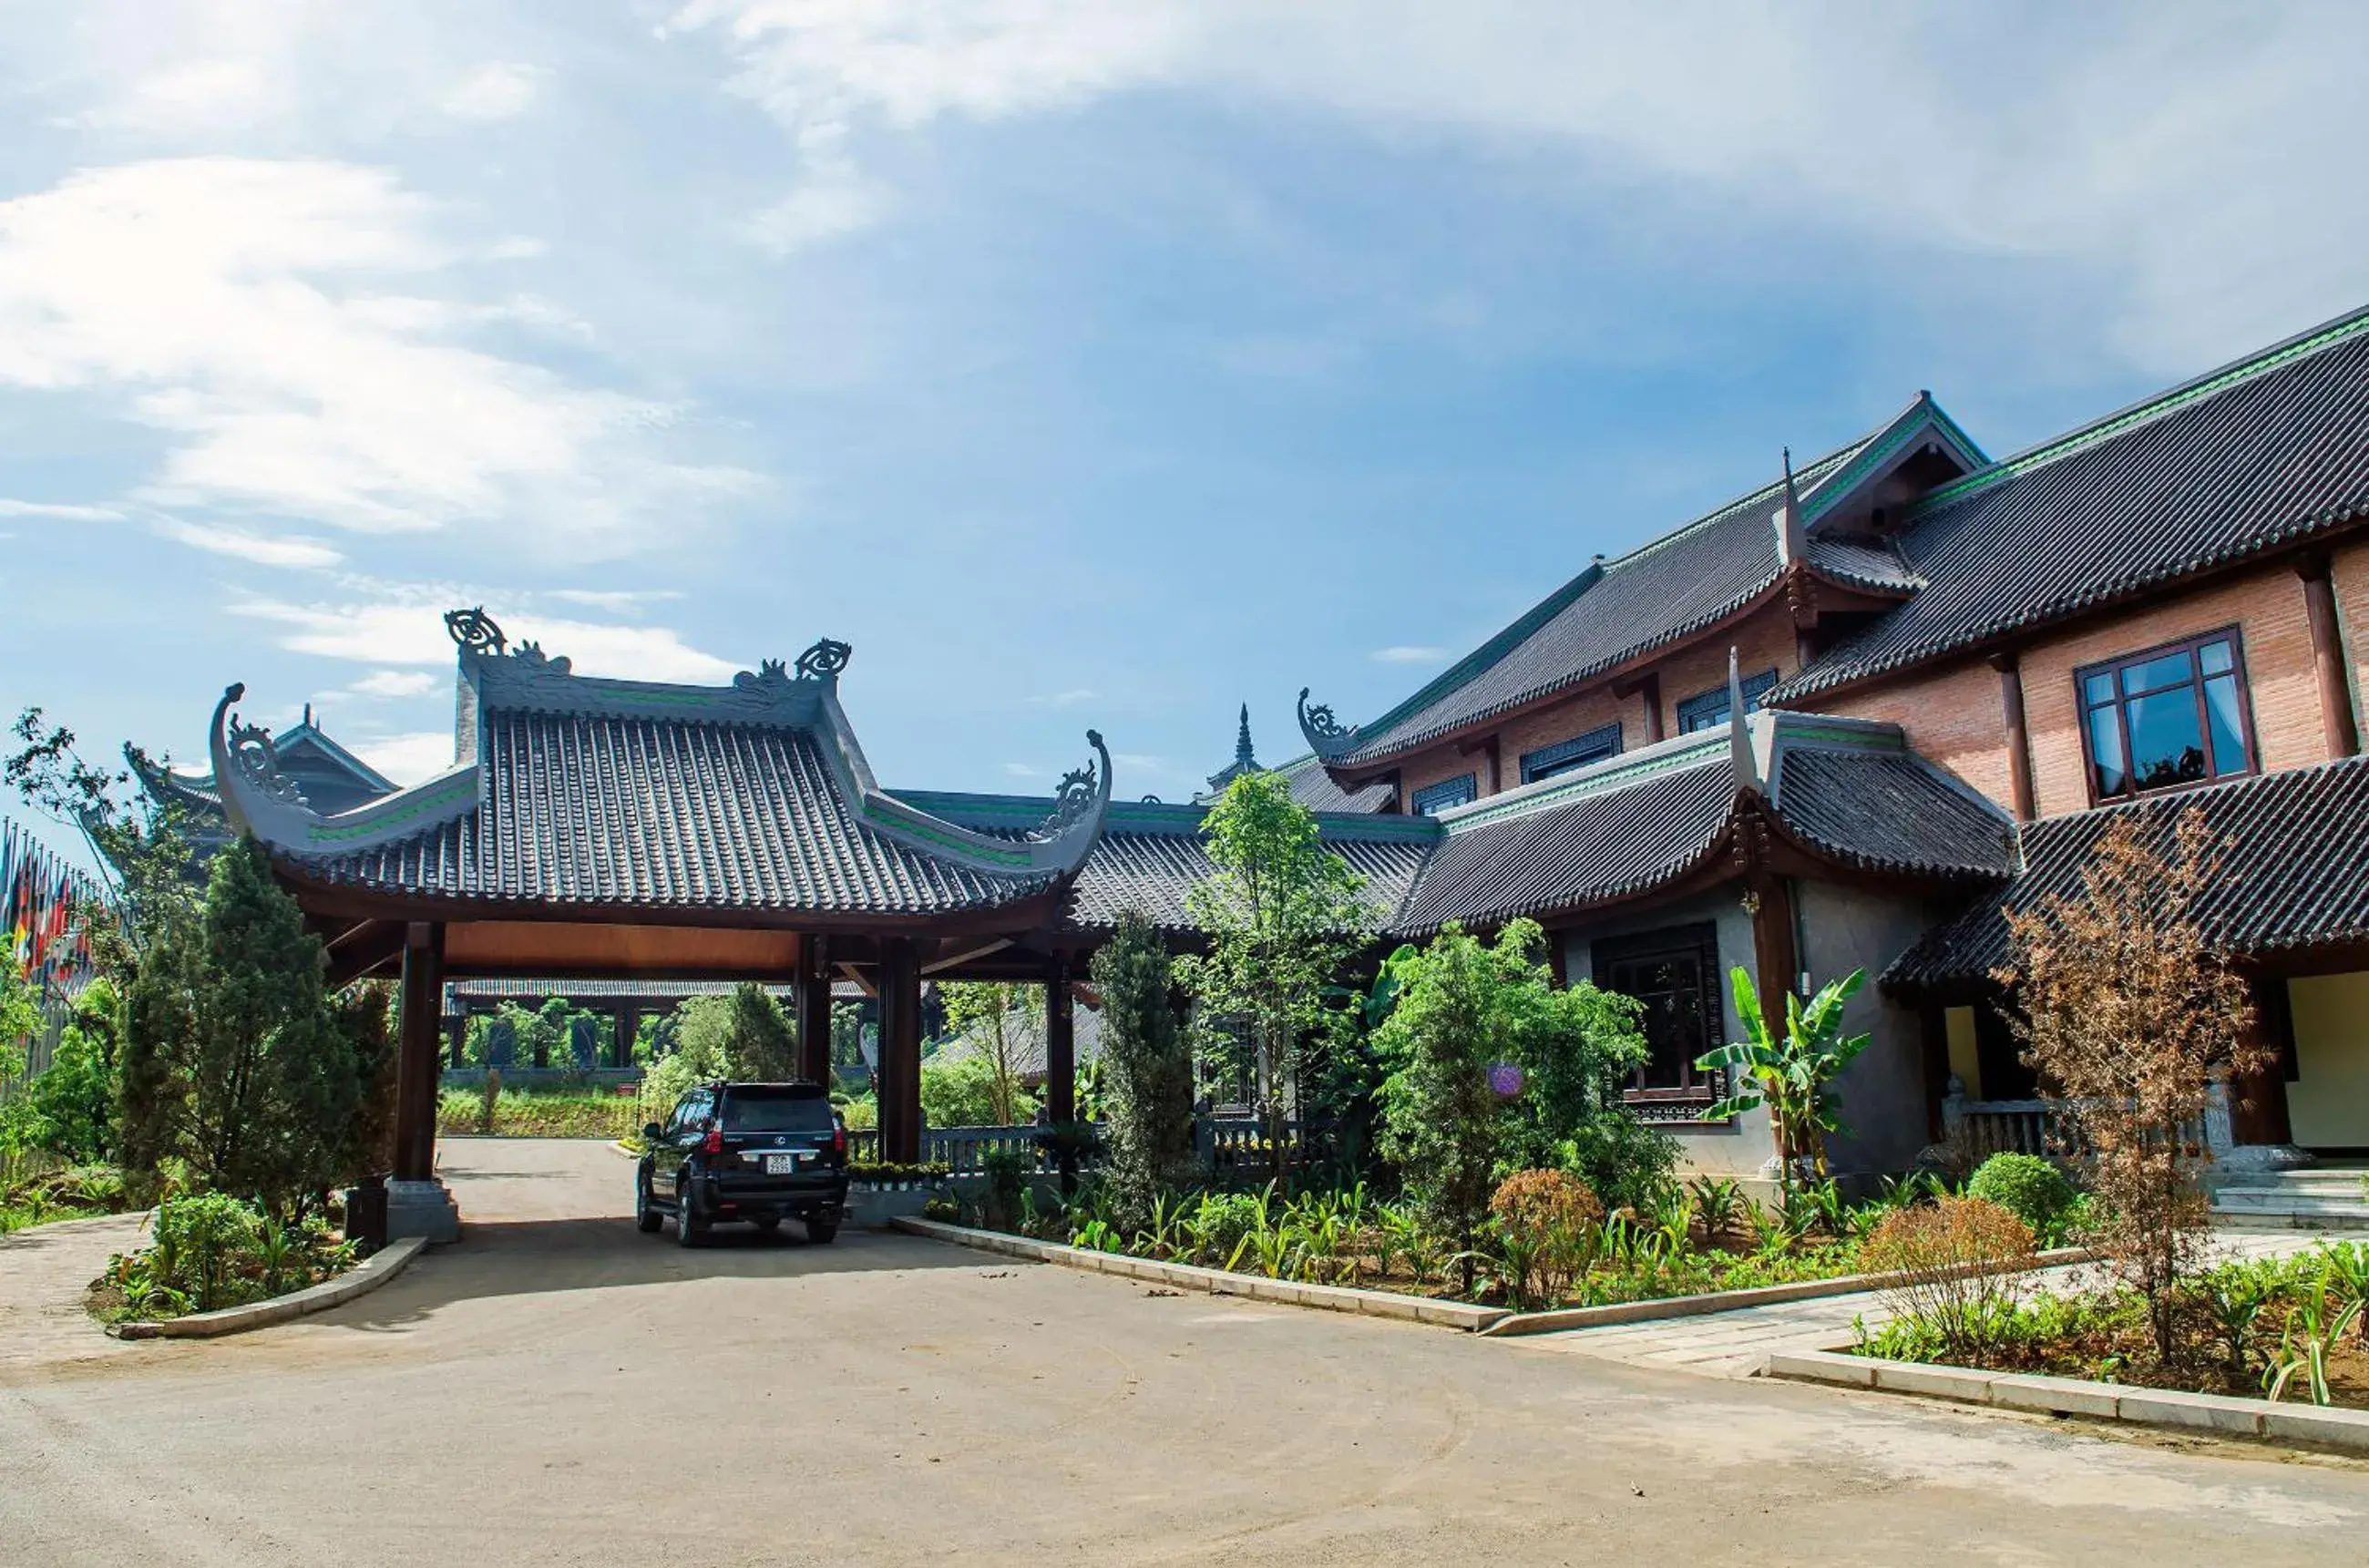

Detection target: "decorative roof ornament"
[445, 606, 507, 656]
[1727, 647, 1762, 795]
[514, 640, 570, 673]
[733, 658, 795, 698]
[1297, 687, 1359, 762]
[222, 693, 311, 809]
[1772, 446, 1807, 569]
[795, 637, 853, 682]
[1030, 731, 1109, 843]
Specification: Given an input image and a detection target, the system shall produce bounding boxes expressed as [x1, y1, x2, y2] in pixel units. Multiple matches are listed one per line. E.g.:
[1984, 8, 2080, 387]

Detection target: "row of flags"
[1, 816, 106, 994]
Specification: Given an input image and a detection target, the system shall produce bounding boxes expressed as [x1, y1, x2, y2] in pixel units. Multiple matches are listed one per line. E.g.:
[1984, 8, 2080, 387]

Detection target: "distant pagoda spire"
[1203, 702, 1265, 796]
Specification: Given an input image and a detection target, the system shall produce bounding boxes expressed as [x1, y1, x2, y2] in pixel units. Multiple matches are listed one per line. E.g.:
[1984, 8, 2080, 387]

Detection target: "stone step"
[2210, 1209, 2369, 1233]
[2214, 1182, 2369, 1203]
[2211, 1188, 2369, 1209]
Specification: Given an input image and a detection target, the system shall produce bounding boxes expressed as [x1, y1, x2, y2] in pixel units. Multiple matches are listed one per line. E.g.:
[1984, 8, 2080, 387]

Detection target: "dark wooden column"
[877, 938, 922, 1163]
[2299, 554, 2361, 759]
[394, 922, 446, 1183]
[1637, 672, 1665, 745]
[1990, 651, 2036, 823]
[446, 1011, 468, 1070]
[1749, 877, 1799, 1031]
[613, 1006, 640, 1070]
[1045, 955, 1076, 1126]
[798, 935, 834, 1083]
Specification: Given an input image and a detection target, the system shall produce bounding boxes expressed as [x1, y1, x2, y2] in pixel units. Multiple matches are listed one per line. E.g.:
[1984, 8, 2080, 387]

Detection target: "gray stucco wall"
[1557, 876, 1951, 1181]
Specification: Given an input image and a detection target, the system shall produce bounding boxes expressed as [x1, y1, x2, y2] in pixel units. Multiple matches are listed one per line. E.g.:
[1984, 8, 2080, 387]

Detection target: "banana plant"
[1695, 967, 1872, 1196]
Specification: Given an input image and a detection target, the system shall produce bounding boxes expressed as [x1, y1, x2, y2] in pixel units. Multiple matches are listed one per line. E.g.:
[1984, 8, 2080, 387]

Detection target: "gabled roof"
[1393, 709, 2015, 935]
[1887, 755, 2369, 993]
[207, 610, 1114, 923]
[1299, 396, 1976, 768]
[130, 711, 394, 818]
[1778, 304, 2369, 701]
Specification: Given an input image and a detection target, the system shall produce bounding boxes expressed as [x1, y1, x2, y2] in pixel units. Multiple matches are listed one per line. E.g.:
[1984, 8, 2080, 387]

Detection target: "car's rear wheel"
[634, 1172, 661, 1235]
[753, 1214, 782, 1235]
[675, 1183, 706, 1247]
[807, 1216, 838, 1245]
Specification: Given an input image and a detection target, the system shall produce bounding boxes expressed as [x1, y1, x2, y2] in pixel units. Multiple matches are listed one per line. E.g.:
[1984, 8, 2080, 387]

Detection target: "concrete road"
[3, 1138, 2366, 1567]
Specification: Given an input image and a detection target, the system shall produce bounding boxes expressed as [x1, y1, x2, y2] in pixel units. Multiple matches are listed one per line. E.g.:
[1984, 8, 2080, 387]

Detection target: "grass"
[1, 1163, 137, 1235]
[436, 1089, 656, 1141]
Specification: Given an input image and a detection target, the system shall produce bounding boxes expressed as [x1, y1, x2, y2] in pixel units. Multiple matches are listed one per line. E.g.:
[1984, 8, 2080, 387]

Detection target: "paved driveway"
[3, 1139, 2366, 1567]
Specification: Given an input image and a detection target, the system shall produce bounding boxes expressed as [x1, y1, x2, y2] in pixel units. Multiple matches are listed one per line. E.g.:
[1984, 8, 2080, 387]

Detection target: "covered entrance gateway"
[202, 609, 1117, 1238]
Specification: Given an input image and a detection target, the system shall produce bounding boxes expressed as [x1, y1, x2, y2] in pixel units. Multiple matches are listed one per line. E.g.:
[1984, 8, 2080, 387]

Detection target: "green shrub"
[1967, 1153, 2076, 1238]
[150, 1192, 263, 1313]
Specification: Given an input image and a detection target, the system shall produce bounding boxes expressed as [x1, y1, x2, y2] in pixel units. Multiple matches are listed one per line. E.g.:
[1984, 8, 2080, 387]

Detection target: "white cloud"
[440, 62, 546, 121]
[0, 158, 758, 560]
[545, 588, 685, 613]
[231, 592, 743, 684]
[1370, 645, 1447, 665]
[352, 730, 461, 787]
[154, 517, 342, 569]
[70, 57, 278, 134]
[680, 0, 2369, 370]
[1000, 762, 1042, 778]
[0, 498, 122, 521]
[348, 670, 440, 699]
[746, 159, 891, 254]
[1028, 688, 1098, 708]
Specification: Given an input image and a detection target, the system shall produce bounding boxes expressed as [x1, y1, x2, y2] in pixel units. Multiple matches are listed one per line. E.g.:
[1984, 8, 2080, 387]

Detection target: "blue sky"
[4, 1, 2366, 868]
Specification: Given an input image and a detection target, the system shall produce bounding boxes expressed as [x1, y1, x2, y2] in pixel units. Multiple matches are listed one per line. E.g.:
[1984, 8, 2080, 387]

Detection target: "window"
[1592, 924, 1725, 1111]
[1521, 723, 1622, 783]
[1410, 774, 1478, 815]
[2077, 628, 2256, 802]
[1676, 668, 1779, 733]
[720, 1087, 834, 1132]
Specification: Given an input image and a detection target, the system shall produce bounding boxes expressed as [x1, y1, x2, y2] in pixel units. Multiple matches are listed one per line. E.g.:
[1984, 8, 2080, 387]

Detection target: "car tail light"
[701, 1127, 723, 1156]
[831, 1122, 846, 1158]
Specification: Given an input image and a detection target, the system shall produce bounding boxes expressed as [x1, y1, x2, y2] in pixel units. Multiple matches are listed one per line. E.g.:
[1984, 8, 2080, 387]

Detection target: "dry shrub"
[1491, 1169, 1604, 1308]
[1863, 1195, 2036, 1362]
[1995, 808, 2268, 1362]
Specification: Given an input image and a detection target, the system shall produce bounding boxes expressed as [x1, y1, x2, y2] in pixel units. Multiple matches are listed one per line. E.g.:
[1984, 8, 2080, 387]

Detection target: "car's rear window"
[720, 1091, 833, 1133]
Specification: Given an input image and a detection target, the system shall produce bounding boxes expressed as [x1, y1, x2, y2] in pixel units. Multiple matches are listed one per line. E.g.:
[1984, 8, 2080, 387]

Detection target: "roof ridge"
[1909, 302, 2369, 518]
[1344, 418, 1893, 752]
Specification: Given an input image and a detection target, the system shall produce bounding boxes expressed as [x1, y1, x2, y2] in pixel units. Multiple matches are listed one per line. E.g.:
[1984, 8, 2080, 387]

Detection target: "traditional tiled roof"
[1779, 305, 2369, 702]
[210, 614, 1113, 921]
[1302, 395, 1976, 767]
[1888, 756, 2369, 991]
[1277, 753, 1394, 814]
[1394, 712, 2014, 934]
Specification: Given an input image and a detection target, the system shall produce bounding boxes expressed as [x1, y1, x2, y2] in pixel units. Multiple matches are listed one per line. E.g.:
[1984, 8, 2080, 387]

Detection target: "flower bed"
[1854, 1241, 2369, 1411]
[85, 1193, 364, 1326]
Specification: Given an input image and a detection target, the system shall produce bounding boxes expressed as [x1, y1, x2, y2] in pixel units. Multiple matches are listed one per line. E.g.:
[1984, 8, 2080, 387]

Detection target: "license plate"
[764, 1153, 799, 1175]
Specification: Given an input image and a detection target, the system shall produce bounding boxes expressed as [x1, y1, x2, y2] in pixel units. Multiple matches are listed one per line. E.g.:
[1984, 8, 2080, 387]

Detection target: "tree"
[118, 837, 364, 1216]
[920, 1054, 1038, 1129]
[1176, 772, 1375, 1180]
[8, 709, 200, 968]
[938, 981, 1041, 1127]
[655, 983, 798, 1096]
[333, 982, 399, 1182]
[1092, 913, 1195, 1218]
[3, 977, 119, 1165]
[1375, 920, 1657, 1291]
[1996, 807, 2268, 1363]
[1696, 968, 1872, 1196]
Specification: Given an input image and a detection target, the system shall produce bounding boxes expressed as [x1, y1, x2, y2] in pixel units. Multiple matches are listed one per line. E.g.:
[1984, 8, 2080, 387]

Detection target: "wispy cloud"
[154, 517, 342, 569]
[231, 589, 741, 683]
[545, 587, 685, 613]
[0, 498, 121, 521]
[1028, 688, 1099, 708]
[351, 730, 460, 786]
[440, 62, 546, 121]
[347, 670, 440, 699]
[1000, 762, 1042, 778]
[1370, 645, 1447, 665]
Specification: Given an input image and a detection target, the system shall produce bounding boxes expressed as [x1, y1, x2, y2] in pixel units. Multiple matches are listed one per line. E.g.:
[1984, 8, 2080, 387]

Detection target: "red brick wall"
[1819, 561, 2342, 817]
[1646, 608, 1798, 739]
[2334, 538, 2369, 718]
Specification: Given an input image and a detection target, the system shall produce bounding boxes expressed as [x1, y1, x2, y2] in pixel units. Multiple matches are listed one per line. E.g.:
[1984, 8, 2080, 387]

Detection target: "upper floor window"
[1521, 723, 1622, 784]
[1676, 667, 1779, 733]
[2078, 628, 2256, 802]
[1410, 773, 1478, 816]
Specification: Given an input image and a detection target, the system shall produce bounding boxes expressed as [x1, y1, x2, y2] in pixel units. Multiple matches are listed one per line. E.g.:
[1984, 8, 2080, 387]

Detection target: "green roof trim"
[1348, 562, 1605, 750]
[304, 774, 477, 845]
[1800, 395, 1989, 527]
[1907, 303, 2369, 519]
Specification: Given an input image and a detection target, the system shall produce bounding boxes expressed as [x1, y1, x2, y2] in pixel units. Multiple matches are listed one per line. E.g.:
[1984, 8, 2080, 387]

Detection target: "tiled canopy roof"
[1277, 753, 1394, 814]
[1779, 306, 2369, 701]
[1305, 398, 1974, 768]
[210, 617, 1113, 923]
[1393, 713, 2015, 935]
[1888, 756, 2369, 992]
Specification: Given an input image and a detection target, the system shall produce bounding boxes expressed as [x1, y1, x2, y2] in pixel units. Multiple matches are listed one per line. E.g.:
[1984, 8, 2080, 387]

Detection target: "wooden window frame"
[1593, 922, 1726, 1115]
[1675, 667, 1779, 734]
[2074, 624, 2259, 806]
[1520, 722, 1623, 784]
[1410, 773, 1478, 816]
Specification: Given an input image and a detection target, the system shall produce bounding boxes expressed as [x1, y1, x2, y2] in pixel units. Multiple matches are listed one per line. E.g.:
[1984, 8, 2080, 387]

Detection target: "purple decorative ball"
[1489, 1062, 1524, 1098]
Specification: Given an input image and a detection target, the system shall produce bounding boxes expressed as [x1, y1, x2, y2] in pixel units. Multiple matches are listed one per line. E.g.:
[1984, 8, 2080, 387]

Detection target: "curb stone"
[890, 1216, 1509, 1332]
[1766, 1346, 2369, 1452]
[113, 1235, 426, 1340]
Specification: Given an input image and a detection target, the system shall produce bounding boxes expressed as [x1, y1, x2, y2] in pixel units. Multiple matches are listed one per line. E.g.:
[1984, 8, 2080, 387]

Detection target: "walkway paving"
[1513, 1231, 2325, 1379]
[0, 1209, 149, 1373]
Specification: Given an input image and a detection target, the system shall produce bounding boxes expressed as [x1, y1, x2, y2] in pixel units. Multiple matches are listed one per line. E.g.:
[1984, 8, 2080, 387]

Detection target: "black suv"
[636, 1081, 848, 1245]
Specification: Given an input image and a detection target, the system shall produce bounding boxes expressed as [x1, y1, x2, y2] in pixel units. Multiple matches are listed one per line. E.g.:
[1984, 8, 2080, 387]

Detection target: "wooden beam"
[440, 921, 801, 980]
[877, 938, 922, 1163]
[1990, 651, 2036, 823]
[2298, 553, 2362, 759]
[393, 922, 445, 1183]
[1749, 876, 1799, 1037]
[1045, 953, 1076, 1127]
